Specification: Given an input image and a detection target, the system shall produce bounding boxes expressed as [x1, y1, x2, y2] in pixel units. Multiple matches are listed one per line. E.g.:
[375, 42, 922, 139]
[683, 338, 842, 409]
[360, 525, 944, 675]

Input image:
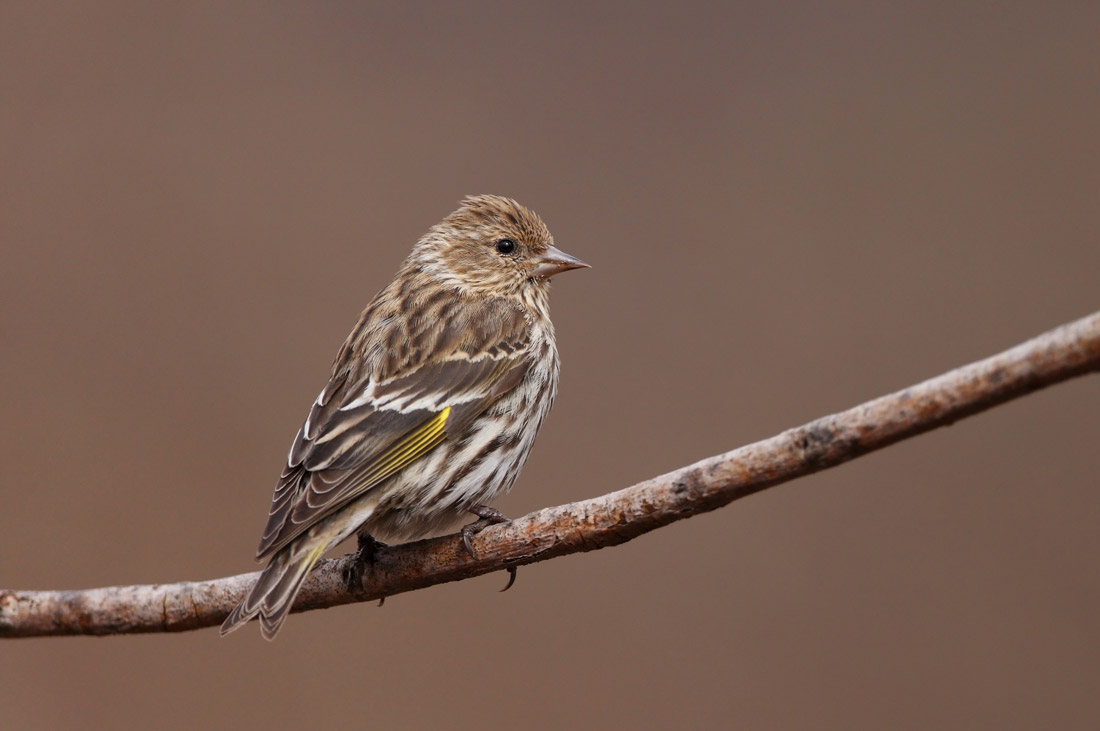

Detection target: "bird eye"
[495, 239, 517, 255]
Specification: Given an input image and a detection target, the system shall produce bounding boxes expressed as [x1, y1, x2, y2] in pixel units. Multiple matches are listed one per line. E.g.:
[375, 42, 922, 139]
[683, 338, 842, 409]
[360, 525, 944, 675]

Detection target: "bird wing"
[255, 299, 531, 559]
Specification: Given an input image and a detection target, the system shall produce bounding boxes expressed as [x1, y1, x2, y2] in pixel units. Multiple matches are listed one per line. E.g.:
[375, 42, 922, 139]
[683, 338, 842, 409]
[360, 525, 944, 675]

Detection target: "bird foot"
[344, 533, 387, 600]
[461, 504, 518, 592]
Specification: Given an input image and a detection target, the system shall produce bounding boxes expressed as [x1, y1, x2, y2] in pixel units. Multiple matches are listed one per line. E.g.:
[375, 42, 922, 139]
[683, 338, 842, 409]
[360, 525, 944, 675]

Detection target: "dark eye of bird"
[495, 239, 517, 255]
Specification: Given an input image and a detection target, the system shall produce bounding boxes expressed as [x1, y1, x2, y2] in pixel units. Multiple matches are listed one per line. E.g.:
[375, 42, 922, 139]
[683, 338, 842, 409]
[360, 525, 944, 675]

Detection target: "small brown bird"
[221, 195, 588, 639]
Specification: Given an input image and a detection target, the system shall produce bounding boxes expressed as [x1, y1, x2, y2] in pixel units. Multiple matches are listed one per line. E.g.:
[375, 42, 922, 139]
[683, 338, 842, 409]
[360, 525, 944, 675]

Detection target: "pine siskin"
[221, 195, 588, 639]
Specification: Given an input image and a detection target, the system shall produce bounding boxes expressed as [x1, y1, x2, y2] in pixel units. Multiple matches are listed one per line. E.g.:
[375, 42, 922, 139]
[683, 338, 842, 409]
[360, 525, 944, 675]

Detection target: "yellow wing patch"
[261, 407, 453, 559]
[353, 406, 451, 489]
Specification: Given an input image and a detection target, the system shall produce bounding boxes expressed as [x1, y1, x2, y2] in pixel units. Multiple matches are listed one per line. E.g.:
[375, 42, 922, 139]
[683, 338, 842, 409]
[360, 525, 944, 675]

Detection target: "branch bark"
[3, 311, 1099, 639]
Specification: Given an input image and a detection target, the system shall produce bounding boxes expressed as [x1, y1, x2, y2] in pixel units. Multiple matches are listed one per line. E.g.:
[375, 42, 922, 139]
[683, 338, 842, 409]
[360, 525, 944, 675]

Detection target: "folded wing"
[255, 298, 531, 559]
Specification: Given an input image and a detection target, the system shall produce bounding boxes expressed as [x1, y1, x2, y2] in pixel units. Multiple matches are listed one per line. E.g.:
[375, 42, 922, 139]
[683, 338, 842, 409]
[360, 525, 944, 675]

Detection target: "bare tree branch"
[3, 311, 1099, 639]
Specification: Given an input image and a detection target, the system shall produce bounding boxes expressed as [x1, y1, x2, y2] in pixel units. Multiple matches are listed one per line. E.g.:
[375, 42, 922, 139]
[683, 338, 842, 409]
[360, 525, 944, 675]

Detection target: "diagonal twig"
[2, 311, 1099, 638]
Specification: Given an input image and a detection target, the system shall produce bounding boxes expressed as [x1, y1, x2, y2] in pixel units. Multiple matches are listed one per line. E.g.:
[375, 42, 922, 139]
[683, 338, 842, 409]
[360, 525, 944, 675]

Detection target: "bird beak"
[530, 245, 590, 278]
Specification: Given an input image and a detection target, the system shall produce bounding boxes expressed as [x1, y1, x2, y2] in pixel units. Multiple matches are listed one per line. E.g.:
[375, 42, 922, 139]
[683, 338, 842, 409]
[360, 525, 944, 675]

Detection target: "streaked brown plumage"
[221, 195, 588, 639]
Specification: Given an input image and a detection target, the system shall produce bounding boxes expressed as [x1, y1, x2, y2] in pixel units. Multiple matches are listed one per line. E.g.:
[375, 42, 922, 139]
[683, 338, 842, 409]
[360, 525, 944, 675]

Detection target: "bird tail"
[220, 540, 328, 640]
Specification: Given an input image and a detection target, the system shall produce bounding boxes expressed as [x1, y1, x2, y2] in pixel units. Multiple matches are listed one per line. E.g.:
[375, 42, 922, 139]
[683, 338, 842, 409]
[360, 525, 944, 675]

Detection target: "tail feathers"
[220, 542, 327, 640]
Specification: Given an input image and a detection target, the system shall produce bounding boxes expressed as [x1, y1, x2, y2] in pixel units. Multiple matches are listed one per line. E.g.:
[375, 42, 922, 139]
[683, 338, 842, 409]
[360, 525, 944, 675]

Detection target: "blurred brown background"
[3, 2, 1099, 728]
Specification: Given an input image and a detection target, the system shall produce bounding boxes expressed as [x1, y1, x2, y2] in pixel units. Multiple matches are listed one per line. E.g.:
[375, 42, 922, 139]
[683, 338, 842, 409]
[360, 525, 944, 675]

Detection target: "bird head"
[412, 195, 589, 300]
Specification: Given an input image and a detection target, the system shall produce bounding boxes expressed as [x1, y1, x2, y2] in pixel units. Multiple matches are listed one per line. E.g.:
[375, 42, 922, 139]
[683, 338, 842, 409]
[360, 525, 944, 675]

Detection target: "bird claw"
[461, 505, 518, 591]
[501, 566, 517, 592]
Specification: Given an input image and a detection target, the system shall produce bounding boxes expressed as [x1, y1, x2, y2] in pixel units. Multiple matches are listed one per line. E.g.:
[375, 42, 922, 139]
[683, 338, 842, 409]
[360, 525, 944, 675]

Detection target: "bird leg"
[461, 505, 511, 555]
[344, 533, 388, 602]
[462, 504, 518, 592]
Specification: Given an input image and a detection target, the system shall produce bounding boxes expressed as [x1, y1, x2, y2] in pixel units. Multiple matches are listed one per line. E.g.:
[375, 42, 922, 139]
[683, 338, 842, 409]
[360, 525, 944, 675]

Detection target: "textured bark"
[3, 311, 1099, 638]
